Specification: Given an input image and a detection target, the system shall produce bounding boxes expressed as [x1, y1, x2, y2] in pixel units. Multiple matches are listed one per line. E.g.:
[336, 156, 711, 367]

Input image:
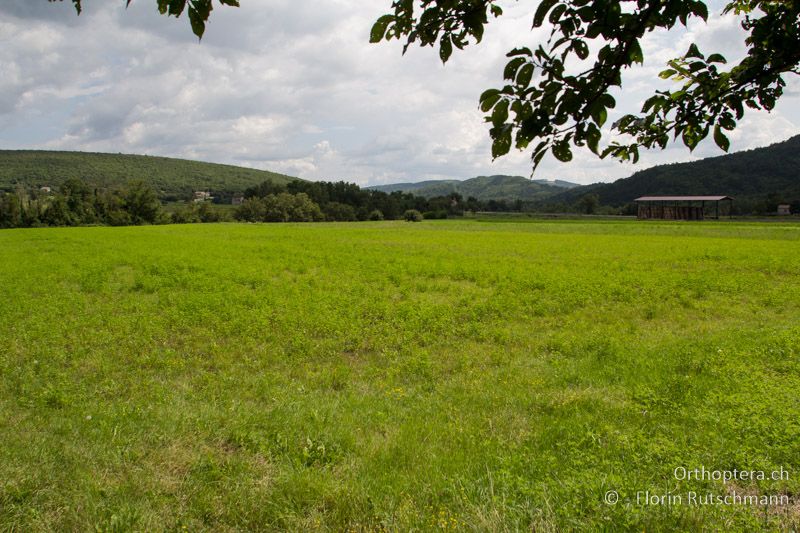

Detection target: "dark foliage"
[373, 0, 800, 170]
[0, 180, 165, 229]
[240, 179, 517, 222]
[549, 134, 800, 213]
[404, 209, 424, 222]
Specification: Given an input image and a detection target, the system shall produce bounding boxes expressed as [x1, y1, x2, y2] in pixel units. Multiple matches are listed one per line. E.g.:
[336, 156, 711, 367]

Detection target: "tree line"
[233, 179, 519, 222]
[0, 179, 165, 229]
[237, 180, 440, 222]
[0, 177, 528, 229]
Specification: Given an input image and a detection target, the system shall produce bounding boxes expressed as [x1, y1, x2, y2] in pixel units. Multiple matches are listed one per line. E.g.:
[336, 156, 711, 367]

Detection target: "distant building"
[634, 196, 734, 220]
[777, 204, 791, 215]
[193, 191, 213, 203]
[231, 195, 244, 206]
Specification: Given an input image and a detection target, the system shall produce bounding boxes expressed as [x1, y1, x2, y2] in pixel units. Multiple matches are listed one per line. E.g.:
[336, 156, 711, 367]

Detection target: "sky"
[1, 0, 798, 186]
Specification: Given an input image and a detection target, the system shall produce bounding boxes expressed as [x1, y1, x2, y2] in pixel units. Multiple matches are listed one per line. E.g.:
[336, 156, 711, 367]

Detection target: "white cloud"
[0, 0, 796, 186]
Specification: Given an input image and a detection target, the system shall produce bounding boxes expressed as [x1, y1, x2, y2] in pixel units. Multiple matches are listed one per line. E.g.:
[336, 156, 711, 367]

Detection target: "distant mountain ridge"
[0, 150, 298, 201]
[368, 174, 580, 201]
[532, 179, 580, 189]
[551, 134, 800, 206]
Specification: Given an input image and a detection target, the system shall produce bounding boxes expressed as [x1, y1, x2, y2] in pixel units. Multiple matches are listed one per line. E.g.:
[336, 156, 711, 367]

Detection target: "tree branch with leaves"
[371, 0, 800, 170]
[50, 0, 240, 38]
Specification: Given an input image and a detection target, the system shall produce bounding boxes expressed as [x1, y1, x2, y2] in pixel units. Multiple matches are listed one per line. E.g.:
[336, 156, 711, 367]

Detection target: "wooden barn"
[634, 196, 734, 220]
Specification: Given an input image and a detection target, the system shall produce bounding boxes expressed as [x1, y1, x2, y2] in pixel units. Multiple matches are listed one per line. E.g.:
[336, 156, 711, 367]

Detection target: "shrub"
[105, 209, 132, 226]
[404, 209, 423, 222]
[263, 193, 324, 222]
[368, 209, 384, 221]
[172, 203, 200, 224]
[323, 202, 357, 221]
[122, 180, 162, 224]
[0, 193, 23, 228]
[197, 201, 224, 223]
[234, 197, 267, 222]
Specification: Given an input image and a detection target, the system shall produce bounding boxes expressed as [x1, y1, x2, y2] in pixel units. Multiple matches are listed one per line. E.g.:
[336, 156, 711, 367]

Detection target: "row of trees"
[1, 177, 504, 229]
[4, 177, 794, 229]
[236, 179, 517, 222]
[2, 175, 532, 230]
[0, 179, 163, 229]
[242, 180, 433, 221]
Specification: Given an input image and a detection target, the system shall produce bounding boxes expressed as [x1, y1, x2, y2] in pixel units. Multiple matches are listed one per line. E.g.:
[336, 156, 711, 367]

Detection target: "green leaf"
[713, 125, 730, 151]
[732, 99, 744, 119]
[692, 1, 709, 20]
[503, 57, 527, 81]
[491, 100, 509, 127]
[682, 129, 699, 151]
[628, 40, 643, 64]
[630, 144, 639, 163]
[516, 63, 534, 88]
[533, 0, 559, 28]
[479, 89, 502, 112]
[370, 15, 393, 43]
[670, 90, 686, 101]
[599, 94, 616, 109]
[685, 43, 704, 59]
[590, 103, 607, 127]
[439, 35, 453, 63]
[187, 1, 209, 39]
[642, 95, 662, 113]
[707, 53, 726, 64]
[659, 69, 677, 79]
[549, 4, 567, 24]
[573, 40, 589, 60]
[532, 145, 548, 170]
[158, 0, 186, 17]
[688, 60, 706, 72]
[719, 115, 736, 130]
[586, 124, 601, 154]
[576, 5, 594, 22]
[552, 141, 573, 162]
[491, 125, 513, 158]
[507, 47, 533, 57]
[600, 145, 617, 159]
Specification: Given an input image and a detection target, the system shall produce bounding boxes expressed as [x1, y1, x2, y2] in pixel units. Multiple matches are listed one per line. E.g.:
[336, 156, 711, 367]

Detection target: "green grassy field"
[1, 220, 799, 531]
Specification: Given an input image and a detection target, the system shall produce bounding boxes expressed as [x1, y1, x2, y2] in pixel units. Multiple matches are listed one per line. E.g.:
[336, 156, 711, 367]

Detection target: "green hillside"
[0, 150, 298, 201]
[552, 134, 800, 208]
[369, 174, 579, 201]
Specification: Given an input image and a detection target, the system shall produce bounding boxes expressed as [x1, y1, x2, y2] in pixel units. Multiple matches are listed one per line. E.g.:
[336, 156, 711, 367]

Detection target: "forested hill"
[552, 134, 800, 206]
[0, 150, 297, 201]
[368, 174, 579, 201]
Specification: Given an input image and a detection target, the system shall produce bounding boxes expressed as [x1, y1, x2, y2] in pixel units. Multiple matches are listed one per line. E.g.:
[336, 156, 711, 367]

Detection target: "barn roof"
[634, 195, 734, 202]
